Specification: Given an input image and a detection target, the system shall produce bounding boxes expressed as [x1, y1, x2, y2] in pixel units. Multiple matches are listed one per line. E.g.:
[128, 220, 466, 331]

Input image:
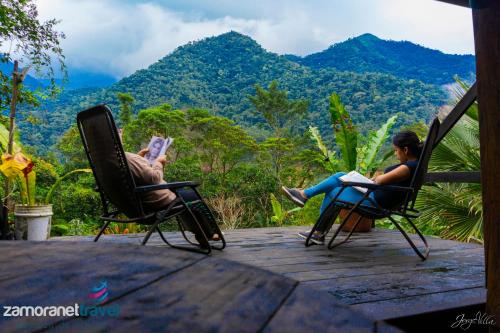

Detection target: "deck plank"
[53, 225, 486, 322]
[0, 241, 204, 332]
[57, 257, 298, 333]
[0, 240, 383, 333]
[351, 287, 487, 320]
[262, 285, 382, 333]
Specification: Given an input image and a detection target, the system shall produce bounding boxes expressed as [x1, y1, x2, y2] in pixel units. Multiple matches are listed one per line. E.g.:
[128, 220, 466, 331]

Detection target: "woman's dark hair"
[392, 131, 424, 157]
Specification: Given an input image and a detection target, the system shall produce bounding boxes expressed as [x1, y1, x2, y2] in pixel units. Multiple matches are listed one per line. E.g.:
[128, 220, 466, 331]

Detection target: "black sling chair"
[77, 104, 226, 254]
[305, 118, 440, 260]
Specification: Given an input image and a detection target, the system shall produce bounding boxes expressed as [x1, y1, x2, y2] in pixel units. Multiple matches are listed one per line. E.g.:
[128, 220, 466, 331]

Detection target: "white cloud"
[35, 0, 474, 78]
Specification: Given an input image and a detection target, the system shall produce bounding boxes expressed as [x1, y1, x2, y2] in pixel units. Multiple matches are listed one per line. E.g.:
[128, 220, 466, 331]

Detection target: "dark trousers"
[316, 205, 341, 234]
[177, 189, 216, 238]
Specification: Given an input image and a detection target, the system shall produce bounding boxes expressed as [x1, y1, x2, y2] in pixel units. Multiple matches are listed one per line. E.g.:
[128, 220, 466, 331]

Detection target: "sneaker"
[298, 230, 325, 245]
[281, 186, 308, 207]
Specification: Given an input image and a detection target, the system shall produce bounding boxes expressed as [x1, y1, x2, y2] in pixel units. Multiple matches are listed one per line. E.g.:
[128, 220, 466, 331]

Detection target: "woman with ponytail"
[282, 130, 424, 244]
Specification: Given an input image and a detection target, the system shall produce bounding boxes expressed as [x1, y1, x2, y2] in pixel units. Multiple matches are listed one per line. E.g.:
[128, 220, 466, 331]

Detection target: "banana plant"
[269, 193, 301, 226]
[356, 115, 397, 175]
[310, 93, 397, 176]
[329, 93, 358, 170]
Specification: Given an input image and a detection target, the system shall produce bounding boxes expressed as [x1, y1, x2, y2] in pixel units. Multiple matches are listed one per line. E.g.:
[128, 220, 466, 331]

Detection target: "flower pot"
[339, 209, 373, 232]
[14, 205, 53, 241]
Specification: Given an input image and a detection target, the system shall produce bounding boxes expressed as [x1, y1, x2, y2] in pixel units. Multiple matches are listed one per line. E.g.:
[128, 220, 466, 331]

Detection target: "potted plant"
[0, 152, 90, 240]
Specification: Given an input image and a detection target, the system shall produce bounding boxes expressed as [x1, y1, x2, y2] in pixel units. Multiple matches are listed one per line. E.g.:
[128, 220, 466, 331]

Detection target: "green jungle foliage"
[46, 86, 403, 237]
[310, 93, 397, 176]
[288, 33, 475, 85]
[19, 32, 448, 155]
[414, 80, 482, 243]
[49, 85, 323, 235]
[2, 31, 478, 242]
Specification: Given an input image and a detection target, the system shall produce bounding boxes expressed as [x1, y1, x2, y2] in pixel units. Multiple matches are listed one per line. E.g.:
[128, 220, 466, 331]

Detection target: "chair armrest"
[134, 181, 200, 193]
[341, 181, 413, 192]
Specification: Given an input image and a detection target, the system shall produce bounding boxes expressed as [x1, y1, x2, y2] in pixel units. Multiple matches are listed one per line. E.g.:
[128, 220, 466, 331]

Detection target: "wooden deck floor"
[58, 225, 486, 323]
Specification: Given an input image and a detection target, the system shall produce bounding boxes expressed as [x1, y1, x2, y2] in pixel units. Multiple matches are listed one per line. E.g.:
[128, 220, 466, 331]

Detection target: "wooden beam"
[472, 0, 500, 329]
[435, 0, 471, 8]
[434, 82, 477, 148]
[425, 171, 481, 183]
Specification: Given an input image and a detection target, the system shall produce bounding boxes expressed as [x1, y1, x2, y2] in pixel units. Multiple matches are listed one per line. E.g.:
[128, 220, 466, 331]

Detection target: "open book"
[144, 136, 173, 165]
[339, 171, 375, 193]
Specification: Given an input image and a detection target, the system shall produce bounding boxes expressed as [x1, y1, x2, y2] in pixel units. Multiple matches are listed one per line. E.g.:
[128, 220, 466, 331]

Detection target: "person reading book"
[282, 131, 423, 244]
[118, 130, 220, 244]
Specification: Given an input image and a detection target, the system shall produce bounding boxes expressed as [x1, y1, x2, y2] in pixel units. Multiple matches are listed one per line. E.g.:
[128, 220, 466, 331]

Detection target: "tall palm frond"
[416, 78, 482, 242]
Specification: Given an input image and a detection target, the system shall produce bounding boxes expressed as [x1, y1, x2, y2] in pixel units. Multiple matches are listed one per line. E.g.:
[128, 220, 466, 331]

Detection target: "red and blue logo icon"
[87, 281, 109, 305]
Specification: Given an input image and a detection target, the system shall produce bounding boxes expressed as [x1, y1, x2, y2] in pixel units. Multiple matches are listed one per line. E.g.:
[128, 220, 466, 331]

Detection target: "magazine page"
[339, 171, 374, 193]
[144, 136, 163, 165]
[159, 137, 174, 157]
[144, 136, 174, 165]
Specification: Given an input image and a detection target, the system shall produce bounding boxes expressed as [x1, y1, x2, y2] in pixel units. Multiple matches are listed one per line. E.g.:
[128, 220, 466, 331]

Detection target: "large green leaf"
[329, 93, 358, 170]
[309, 126, 339, 171]
[269, 193, 284, 222]
[0, 122, 20, 153]
[44, 169, 92, 204]
[357, 115, 397, 175]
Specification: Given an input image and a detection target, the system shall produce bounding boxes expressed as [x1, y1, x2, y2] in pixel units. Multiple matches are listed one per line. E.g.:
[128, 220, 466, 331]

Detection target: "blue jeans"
[304, 172, 377, 215]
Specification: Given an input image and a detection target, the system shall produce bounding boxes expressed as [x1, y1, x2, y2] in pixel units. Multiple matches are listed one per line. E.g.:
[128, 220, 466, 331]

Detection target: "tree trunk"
[1, 61, 20, 239]
[1, 60, 25, 239]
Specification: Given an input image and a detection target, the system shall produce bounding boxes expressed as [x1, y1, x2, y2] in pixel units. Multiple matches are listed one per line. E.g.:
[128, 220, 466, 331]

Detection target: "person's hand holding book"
[137, 148, 149, 157]
[155, 155, 168, 166]
[371, 170, 384, 184]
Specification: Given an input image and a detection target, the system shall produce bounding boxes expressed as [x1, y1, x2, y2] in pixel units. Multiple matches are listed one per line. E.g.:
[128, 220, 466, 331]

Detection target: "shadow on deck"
[56, 225, 486, 331]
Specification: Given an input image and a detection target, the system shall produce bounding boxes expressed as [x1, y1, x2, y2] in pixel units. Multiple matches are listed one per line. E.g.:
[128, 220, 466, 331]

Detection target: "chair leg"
[176, 212, 226, 251]
[141, 200, 178, 246]
[140, 212, 212, 255]
[94, 221, 111, 242]
[157, 227, 211, 255]
[305, 203, 343, 247]
[327, 213, 363, 250]
[389, 216, 429, 260]
[176, 217, 199, 246]
[326, 194, 370, 249]
[305, 216, 324, 247]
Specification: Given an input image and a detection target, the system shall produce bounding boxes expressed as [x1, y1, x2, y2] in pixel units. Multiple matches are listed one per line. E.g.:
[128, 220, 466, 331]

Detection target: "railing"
[425, 171, 481, 183]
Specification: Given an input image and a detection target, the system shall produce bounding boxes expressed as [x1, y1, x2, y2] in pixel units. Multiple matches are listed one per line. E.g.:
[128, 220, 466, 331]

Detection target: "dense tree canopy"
[19, 32, 447, 155]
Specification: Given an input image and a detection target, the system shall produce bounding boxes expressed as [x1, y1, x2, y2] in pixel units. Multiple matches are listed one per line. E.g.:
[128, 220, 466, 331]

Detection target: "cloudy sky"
[36, 0, 474, 79]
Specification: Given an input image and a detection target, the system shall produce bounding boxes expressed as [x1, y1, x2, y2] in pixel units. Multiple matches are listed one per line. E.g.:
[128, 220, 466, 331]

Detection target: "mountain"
[38, 68, 117, 90]
[287, 33, 475, 85]
[20, 32, 447, 153]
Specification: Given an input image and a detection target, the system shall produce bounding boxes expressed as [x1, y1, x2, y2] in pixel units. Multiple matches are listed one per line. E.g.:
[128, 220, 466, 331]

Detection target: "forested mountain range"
[285, 33, 475, 85]
[20, 32, 471, 153]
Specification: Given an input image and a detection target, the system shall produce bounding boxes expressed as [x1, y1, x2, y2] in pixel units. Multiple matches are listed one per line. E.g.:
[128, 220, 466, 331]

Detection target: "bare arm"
[373, 165, 411, 185]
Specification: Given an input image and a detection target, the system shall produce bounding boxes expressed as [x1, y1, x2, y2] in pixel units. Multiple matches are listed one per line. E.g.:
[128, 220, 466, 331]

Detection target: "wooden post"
[472, 0, 500, 329]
